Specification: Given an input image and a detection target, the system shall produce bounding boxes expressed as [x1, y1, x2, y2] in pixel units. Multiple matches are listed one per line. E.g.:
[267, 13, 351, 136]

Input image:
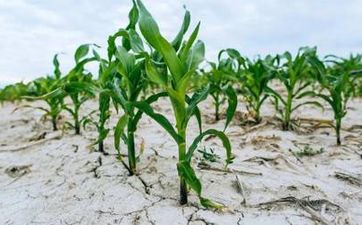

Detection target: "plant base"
[179, 178, 188, 205]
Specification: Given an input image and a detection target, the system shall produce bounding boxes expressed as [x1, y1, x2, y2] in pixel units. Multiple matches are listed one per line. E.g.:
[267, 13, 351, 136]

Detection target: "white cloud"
[0, 0, 361, 83]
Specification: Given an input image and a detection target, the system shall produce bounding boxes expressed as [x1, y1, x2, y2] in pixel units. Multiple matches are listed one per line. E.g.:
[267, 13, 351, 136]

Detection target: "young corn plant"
[85, 2, 141, 154]
[111, 42, 149, 175]
[20, 55, 64, 131]
[328, 54, 362, 98]
[270, 47, 322, 130]
[205, 50, 238, 123]
[85, 57, 113, 154]
[0, 82, 29, 103]
[239, 57, 276, 123]
[101, 2, 168, 175]
[110, 44, 158, 175]
[134, 0, 233, 208]
[308, 55, 362, 145]
[220, 48, 275, 123]
[61, 44, 99, 135]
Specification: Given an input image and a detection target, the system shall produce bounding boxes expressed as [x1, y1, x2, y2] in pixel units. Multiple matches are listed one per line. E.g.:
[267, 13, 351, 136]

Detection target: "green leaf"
[177, 160, 202, 195]
[91, 128, 110, 146]
[130, 92, 168, 132]
[53, 54, 61, 79]
[137, 0, 185, 82]
[200, 197, 225, 209]
[132, 101, 183, 144]
[107, 29, 129, 60]
[115, 46, 136, 77]
[64, 81, 97, 96]
[186, 129, 233, 166]
[75, 44, 91, 63]
[265, 86, 287, 106]
[185, 95, 203, 134]
[171, 8, 190, 51]
[122, 0, 139, 50]
[186, 40, 205, 71]
[296, 90, 316, 99]
[22, 87, 65, 100]
[128, 29, 144, 53]
[145, 57, 167, 86]
[12, 105, 50, 114]
[315, 93, 334, 108]
[184, 87, 209, 130]
[114, 114, 129, 151]
[180, 22, 201, 63]
[292, 101, 324, 112]
[126, 0, 139, 30]
[177, 160, 225, 209]
[224, 85, 237, 130]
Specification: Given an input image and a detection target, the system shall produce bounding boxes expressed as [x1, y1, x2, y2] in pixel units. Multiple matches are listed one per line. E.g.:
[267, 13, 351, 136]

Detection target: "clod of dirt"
[29, 132, 47, 142]
[5, 165, 32, 178]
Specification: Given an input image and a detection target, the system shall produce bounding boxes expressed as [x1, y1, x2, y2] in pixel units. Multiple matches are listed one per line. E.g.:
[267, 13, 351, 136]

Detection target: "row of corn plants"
[0, 0, 361, 208]
[198, 47, 362, 145]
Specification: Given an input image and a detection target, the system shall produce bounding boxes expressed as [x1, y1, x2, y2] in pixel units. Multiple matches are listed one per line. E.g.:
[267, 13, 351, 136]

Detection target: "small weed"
[197, 147, 220, 163]
[291, 145, 324, 157]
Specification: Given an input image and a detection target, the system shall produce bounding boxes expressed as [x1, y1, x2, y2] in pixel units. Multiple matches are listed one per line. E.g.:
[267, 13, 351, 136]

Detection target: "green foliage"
[24, 55, 65, 130]
[197, 147, 220, 163]
[3, 0, 362, 212]
[135, 0, 233, 208]
[90, 1, 162, 174]
[218, 49, 276, 123]
[291, 145, 324, 157]
[204, 50, 238, 126]
[0, 82, 29, 103]
[239, 56, 276, 123]
[270, 47, 323, 130]
[61, 44, 99, 134]
[307, 54, 362, 145]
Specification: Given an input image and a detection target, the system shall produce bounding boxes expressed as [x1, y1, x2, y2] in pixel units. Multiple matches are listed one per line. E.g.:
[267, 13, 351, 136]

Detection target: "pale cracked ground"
[0, 96, 361, 225]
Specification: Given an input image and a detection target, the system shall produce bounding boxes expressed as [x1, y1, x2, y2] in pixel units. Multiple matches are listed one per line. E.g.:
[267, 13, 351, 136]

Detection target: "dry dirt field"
[1, 97, 362, 225]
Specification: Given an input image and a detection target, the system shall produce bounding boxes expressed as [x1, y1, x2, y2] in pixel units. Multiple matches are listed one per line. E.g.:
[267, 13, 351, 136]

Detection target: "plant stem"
[177, 117, 188, 204]
[215, 93, 220, 121]
[98, 140, 104, 153]
[178, 136, 188, 205]
[172, 98, 188, 205]
[74, 111, 80, 135]
[127, 129, 136, 176]
[74, 102, 81, 135]
[283, 91, 293, 130]
[336, 117, 341, 145]
[51, 116, 58, 131]
[255, 103, 262, 124]
[179, 177, 188, 205]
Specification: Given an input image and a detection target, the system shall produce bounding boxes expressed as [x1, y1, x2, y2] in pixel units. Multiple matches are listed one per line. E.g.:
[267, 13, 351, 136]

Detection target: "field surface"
[1, 97, 362, 225]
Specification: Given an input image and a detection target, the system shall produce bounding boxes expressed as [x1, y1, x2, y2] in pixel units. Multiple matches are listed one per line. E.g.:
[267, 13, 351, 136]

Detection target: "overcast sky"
[0, 0, 362, 84]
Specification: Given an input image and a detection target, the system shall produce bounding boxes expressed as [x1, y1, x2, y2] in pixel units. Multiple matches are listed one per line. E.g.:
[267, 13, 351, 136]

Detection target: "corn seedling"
[134, 0, 233, 208]
[331, 54, 362, 98]
[84, 59, 112, 153]
[270, 47, 323, 130]
[18, 55, 65, 130]
[87, 1, 166, 174]
[307, 55, 362, 145]
[222, 48, 276, 123]
[60, 44, 99, 135]
[239, 56, 276, 123]
[204, 50, 238, 124]
[85, 3, 141, 153]
[0, 82, 29, 103]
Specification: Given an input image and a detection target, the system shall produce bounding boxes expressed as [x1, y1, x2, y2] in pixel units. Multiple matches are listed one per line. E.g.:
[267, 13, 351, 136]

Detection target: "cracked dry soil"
[0, 97, 362, 225]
